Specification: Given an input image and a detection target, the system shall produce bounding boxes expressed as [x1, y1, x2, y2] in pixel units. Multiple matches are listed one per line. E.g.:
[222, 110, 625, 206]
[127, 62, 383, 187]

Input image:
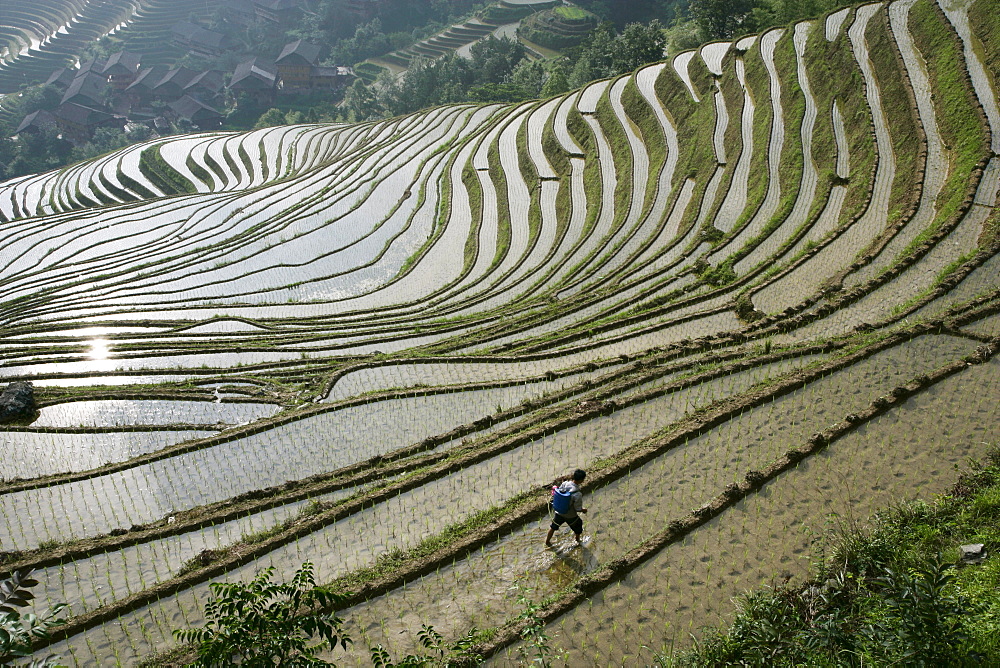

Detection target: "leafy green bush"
[174, 562, 350, 666]
[0, 570, 67, 667]
[175, 561, 483, 667]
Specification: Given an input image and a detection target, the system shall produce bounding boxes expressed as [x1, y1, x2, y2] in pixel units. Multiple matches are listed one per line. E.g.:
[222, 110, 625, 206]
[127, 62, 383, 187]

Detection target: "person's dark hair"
[572, 469, 586, 482]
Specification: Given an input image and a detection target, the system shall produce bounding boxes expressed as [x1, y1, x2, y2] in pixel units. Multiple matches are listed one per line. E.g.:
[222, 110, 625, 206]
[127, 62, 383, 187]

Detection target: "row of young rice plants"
[29, 399, 281, 428]
[562, 79, 643, 292]
[456, 79, 640, 318]
[851, 0, 998, 287]
[789, 181, 993, 343]
[707, 39, 755, 237]
[5, 360, 712, 652]
[65, 113, 466, 305]
[844, 0, 951, 288]
[913, 254, 1000, 320]
[1, 1, 997, 662]
[335, 332, 980, 661]
[463, 65, 692, 354]
[750, 3, 893, 315]
[0, 110, 474, 332]
[29, 338, 851, 662]
[575, 76, 668, 292]
[532, 350, 1000, 665]
[6, 342, 788, 566]
[707, 28, 788, 269]
[446, 104, 551, 315]
[0, 371, 625, 549]
[0, 428, 219, 480]
[11, 310, 996, 664]
[23, 324, 984, 664]
[516, 52, 744, 352]
[733, 21, 817, 275]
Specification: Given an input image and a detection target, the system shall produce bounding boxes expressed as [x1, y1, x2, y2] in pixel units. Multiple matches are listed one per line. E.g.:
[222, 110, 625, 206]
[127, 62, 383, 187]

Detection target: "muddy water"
[519, 356, 1000, 667]
[39, 352, 835, 663]
[0, 384, 583, 550]
[29, 483, 376, 618]
[913, 252, 1000, 320]
[327, 360, 610, 402]
[0, 430, 216, 480]
[31, 400, 280, 428]
[311, 336, 972, 661]
[965, 312, 1000, 337]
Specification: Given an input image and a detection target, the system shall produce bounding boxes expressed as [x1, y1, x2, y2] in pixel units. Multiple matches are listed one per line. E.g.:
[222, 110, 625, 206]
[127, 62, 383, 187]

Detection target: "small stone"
[959, 544, 986, 565]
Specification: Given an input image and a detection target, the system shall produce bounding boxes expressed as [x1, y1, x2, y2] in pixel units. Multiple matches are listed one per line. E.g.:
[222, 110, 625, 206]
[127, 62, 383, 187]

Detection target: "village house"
[220, 0, 258, 26]
[15, 109, 59, 135]
[167, 96, 224, 129]
[61, 72, 109, 108]
[254, 0, 301, 24]
[53, 103, 123, 143]
[229, 57, 278, 106]
[102, 51, 142, 91]
[171, 22, 232, 58]
[153, 67, 200, 100]
[275, 40, 355, 94]
[124, 65, 169, 112]
[43, 68, 75, 92]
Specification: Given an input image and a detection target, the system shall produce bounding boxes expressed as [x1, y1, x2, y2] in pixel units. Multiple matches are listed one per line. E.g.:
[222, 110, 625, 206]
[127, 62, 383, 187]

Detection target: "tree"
[567, 23, 616, 88]
[255, 108, 288, 129]
[345, 78, 383, 121]
[508, 60, 548, 100]
[688, 0, 756, 40]
[540, 63, 570, 98]
[0, 570, 67, 667]
[174, 562, 350, 666]
[612, 20, 667, 73]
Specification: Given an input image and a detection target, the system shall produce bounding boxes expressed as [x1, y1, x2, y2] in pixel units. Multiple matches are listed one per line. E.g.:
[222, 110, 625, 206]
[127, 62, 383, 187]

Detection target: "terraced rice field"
[0, 0, 212, 90]
[1, 0, 999, 664]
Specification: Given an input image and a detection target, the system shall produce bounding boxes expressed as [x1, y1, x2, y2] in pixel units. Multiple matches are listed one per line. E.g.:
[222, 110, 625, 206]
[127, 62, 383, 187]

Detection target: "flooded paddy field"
[1, 0, 998, 663]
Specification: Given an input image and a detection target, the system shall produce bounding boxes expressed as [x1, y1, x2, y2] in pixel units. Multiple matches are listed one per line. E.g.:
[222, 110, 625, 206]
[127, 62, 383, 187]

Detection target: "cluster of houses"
[16, 33, 355, 143]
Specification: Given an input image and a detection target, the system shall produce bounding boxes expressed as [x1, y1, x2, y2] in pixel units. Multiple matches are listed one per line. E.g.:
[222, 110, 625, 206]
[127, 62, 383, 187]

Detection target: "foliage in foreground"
[0, 569, 67, 667]
[671, 447, 1000, 667]
[173, 561, 483, 667]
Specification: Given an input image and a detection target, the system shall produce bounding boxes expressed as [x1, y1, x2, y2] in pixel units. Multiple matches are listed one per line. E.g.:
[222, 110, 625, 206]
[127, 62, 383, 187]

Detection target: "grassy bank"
[673, 444, 1000, 666]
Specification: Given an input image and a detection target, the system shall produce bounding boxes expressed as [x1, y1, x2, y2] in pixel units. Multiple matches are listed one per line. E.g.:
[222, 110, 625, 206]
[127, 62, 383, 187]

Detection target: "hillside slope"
[0, 0, 998, 664]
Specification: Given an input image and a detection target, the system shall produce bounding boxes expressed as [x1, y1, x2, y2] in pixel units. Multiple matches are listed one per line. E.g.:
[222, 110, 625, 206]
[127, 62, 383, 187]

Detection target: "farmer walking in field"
[546, 469, 587, 547]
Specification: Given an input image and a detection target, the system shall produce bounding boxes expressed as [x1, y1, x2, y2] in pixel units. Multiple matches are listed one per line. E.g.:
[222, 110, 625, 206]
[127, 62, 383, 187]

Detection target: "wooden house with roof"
[52, 103, 123, 143]
[254, 0, 301, 23]
[167, 95, 223, 129]
[153, 67, 199, 100]
[275, 40, 354, 94]
[16, 109, 59, 135]
[275, 40, 321, 92]
[62, 72, 109, 108]
[102, 51, 142, 90]
[229, 57, 278, 106]
[76, 58, 107, 76]
[171, 21, 231, 58]
[185, 71, 225, 101]
[124, 65, 168, 111]
[221, 0, 257, 26]
[43, 68, 75, 92]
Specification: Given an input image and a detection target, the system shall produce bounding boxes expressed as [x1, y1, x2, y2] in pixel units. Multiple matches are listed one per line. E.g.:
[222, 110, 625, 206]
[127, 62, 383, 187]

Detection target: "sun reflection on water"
[87, 338, 112, 360]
